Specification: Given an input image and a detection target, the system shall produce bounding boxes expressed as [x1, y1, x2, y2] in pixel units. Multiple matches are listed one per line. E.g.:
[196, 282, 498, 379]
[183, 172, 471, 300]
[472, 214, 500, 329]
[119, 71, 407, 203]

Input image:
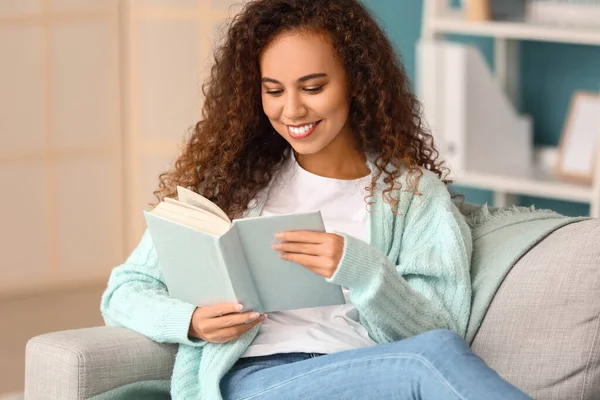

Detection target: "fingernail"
[250, 312, 260, 319]
[274, 233, 284, 239]
[235, 304, 243, 311]
[272, 243, 281, 250]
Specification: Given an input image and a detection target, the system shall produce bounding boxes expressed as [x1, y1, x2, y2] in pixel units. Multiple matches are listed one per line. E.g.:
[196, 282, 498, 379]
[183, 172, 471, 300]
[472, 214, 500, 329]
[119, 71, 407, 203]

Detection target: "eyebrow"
[261, 73, 328, 84]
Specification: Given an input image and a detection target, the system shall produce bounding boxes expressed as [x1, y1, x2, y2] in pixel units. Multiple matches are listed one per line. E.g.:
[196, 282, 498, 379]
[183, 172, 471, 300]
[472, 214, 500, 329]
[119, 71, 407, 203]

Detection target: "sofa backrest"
[471, 219, 600, 400]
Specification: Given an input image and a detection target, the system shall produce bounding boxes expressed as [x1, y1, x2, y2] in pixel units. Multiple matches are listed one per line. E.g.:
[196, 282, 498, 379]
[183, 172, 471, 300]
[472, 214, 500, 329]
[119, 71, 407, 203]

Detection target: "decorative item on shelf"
[534, 146, 560, 177]
[490, 0, 527, 21]
[465, 0, 492, 21]
[556, 91, 600, 185]
[526, 0, 600, 28]
[416, 40, 533, 178]
[464, 0, 527, 22]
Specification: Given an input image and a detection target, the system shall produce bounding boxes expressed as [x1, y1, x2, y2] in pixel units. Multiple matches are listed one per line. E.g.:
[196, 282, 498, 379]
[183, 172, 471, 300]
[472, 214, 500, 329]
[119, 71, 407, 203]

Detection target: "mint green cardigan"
[100, 168, 473, 400]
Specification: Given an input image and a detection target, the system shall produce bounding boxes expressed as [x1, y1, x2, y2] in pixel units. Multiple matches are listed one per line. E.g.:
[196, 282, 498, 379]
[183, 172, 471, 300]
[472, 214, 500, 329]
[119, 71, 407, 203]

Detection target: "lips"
[287, 120, 321, 140]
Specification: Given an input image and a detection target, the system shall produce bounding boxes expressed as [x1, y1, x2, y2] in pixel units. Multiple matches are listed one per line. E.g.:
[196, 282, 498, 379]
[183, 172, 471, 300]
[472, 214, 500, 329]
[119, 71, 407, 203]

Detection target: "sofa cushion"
[471, 219, 600, 400]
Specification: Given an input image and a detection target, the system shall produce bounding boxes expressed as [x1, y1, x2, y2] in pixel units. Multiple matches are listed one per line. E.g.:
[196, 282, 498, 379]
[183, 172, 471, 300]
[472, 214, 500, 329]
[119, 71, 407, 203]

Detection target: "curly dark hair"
[154, 0, 451, 217]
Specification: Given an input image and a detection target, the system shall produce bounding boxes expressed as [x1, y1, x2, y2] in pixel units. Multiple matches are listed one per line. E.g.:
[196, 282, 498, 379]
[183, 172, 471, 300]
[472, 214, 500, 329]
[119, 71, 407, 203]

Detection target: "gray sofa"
[25, 218, 600, 399]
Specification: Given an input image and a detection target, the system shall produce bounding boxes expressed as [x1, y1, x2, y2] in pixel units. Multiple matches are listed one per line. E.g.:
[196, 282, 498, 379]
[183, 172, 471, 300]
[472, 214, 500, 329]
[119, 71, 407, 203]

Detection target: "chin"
[287, 141, 325, 156]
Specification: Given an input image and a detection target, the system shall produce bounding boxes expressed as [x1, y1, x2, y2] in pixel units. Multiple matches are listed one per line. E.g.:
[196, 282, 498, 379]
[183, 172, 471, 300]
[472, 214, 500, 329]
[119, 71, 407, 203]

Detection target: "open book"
[143, 186, 345, 313]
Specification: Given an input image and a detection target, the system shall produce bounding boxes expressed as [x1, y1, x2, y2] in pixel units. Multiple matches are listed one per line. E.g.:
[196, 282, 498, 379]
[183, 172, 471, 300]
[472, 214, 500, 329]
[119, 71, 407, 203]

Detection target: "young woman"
[101, 0, 532, 399]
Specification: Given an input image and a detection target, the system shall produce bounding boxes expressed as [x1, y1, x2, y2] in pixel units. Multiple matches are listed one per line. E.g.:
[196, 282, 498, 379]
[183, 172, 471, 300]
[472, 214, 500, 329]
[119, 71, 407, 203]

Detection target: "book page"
[151, 202, 231, 236]
[164, 197, 209, 213]
[176, 186, 231, 223]
[164, 197, 242, 227]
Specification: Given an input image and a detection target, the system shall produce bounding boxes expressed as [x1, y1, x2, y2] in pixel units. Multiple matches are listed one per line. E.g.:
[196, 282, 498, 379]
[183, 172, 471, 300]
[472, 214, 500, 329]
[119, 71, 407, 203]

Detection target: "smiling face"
[259, 30, 355, 156]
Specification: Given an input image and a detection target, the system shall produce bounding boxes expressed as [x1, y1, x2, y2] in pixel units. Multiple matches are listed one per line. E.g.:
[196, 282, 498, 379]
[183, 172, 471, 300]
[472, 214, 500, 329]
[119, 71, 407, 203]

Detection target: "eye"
[265, 89, 283, 96]
[304, 86, 324, 94]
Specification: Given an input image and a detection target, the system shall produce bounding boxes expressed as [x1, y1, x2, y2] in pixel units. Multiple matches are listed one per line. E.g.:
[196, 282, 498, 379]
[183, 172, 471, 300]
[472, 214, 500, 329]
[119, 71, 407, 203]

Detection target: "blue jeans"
[221, 329, 532, 400]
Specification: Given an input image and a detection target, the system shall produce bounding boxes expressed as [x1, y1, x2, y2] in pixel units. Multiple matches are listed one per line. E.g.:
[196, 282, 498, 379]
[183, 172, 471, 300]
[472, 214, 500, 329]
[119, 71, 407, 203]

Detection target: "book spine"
[217, 227, 264, 313]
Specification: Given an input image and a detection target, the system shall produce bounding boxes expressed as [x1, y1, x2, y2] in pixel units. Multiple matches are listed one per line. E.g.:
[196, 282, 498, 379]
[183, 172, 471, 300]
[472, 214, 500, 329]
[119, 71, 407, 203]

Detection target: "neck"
[294, 130, 370, 180]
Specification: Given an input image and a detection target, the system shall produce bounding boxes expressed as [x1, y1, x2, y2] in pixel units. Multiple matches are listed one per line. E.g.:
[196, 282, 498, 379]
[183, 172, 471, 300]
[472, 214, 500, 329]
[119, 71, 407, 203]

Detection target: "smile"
[287, 120, 321, 140]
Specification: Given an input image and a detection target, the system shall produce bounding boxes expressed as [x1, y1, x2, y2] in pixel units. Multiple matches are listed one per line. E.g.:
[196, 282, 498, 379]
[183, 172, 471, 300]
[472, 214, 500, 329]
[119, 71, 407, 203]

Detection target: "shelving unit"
[420, 0, 600, 217]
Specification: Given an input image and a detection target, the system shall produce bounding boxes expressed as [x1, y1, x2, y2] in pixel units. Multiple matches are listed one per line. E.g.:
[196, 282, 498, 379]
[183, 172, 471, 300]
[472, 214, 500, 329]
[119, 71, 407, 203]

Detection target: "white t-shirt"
[241, 153, 378, 358]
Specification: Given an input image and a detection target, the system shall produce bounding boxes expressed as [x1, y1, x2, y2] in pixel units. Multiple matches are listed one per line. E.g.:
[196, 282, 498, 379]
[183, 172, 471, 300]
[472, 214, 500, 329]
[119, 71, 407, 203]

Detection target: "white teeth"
[289, 122, 316, 135]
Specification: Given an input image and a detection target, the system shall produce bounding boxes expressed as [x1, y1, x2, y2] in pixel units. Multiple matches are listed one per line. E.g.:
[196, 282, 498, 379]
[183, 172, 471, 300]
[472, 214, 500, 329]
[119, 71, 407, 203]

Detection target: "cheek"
[314, 92, 350, 124]
[261, 96, 281, 121]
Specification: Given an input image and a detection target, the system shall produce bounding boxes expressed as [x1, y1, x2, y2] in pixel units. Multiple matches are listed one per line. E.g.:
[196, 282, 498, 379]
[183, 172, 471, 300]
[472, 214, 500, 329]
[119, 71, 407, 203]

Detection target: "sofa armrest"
[472, 219, 600, 400]
[25, 326, 177, 400]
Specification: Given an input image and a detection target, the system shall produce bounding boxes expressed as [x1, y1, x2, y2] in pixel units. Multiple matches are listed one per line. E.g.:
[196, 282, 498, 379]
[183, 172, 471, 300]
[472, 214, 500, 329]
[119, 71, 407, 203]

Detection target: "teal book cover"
[144, 210, 345, 313]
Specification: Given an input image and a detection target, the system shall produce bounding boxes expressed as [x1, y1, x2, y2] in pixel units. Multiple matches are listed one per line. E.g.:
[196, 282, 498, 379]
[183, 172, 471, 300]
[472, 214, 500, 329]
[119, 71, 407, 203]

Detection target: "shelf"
[422, 0, 600, 217]
[430, 14, 600, 46]
[455, 169, 593, 203]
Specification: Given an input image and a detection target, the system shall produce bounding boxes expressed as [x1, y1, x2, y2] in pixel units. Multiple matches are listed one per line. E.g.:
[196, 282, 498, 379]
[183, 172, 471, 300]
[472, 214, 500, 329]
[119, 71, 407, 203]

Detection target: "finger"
[196, 302, 243, 319]
[273, 241, 321, 256]
[275, 230, 327, 244]
[279, 252, 324, 269]
[203, 311, 263, 331]
[214, 315, 267, 342]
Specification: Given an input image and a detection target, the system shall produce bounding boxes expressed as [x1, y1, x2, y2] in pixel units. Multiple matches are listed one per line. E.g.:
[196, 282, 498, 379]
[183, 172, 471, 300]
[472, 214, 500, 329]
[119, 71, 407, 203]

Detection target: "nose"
[282, 91, 308, 121]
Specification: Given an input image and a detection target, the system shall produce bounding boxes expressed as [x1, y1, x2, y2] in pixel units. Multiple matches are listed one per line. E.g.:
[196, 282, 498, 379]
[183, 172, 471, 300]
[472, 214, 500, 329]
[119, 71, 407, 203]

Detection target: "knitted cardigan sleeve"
[100, 229, 205, 347]
[326, 174, 473, 343]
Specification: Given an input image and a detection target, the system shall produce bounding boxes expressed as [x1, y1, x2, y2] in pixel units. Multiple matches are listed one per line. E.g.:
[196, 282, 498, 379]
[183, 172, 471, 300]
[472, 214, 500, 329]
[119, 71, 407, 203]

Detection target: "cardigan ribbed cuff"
[326, 234, 385, 289]
[160, 301, 205, 347]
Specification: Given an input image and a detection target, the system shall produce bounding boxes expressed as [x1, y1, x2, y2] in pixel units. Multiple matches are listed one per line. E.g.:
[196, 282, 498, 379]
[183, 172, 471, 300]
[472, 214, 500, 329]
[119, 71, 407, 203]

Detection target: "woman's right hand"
[188, 302, 267, 343]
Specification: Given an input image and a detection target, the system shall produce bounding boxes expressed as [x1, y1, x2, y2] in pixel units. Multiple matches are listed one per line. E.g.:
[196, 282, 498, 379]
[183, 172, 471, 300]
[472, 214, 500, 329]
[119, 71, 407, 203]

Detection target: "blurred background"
[0, 0, 599, 397]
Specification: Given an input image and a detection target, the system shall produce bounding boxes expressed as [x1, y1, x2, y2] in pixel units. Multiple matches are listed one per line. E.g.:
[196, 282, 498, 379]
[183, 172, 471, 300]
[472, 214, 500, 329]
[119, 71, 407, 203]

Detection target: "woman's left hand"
[272, 231, 344, 278]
